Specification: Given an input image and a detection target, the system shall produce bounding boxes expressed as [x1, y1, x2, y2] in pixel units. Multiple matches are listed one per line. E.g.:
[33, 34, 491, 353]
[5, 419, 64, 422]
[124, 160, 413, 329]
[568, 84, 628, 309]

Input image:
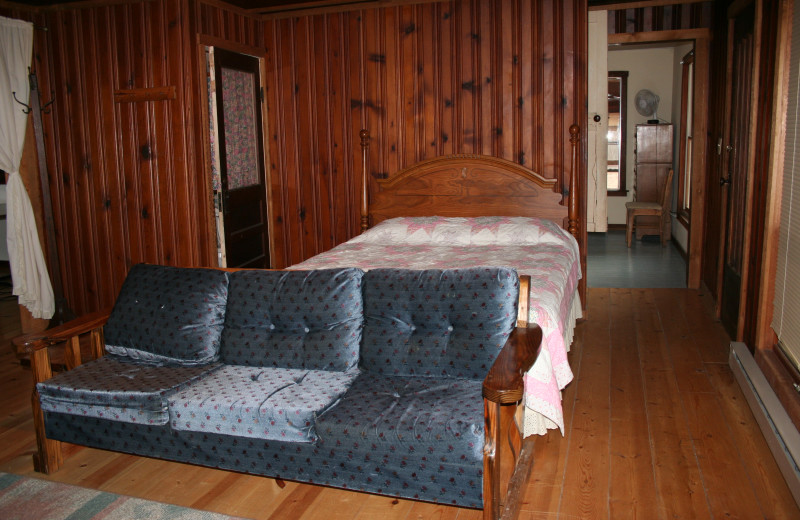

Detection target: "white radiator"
[729, 341, 800, 505]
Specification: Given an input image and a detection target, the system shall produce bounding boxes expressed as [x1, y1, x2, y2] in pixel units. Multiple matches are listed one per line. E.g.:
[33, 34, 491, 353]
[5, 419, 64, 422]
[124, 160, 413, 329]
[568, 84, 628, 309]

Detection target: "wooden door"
[719, 4, 756, 338]
[214, 48, 270, 268]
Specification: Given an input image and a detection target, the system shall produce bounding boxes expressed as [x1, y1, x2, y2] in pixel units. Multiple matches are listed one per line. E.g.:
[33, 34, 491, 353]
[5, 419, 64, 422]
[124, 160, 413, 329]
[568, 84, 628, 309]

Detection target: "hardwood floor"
[1, 287, 797, 519]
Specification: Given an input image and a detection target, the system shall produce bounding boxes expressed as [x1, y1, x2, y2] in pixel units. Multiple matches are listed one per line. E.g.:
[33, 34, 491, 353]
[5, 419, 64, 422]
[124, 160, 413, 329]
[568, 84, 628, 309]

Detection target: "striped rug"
[0, 472, 246, 520]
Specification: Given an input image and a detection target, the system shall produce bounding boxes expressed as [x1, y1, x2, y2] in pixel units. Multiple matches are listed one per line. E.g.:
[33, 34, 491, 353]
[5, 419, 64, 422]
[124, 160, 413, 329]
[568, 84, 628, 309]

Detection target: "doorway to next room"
[586, 10, 693, 288]
[205, 47, 271, 269]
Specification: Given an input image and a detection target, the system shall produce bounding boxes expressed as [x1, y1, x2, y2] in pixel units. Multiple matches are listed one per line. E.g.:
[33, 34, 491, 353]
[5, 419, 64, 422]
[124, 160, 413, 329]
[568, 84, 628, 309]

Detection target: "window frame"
[677, 50, 695, 226]
[607, 70, 629, 196]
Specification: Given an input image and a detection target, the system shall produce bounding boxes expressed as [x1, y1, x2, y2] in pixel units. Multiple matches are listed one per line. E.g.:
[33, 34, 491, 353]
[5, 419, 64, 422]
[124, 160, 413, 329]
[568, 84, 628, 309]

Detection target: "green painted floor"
[587, 229, 687, 288]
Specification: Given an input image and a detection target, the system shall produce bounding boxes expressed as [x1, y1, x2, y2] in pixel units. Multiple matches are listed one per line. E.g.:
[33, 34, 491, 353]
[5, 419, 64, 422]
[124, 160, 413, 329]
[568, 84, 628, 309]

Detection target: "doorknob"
[720, 177, 731, 186]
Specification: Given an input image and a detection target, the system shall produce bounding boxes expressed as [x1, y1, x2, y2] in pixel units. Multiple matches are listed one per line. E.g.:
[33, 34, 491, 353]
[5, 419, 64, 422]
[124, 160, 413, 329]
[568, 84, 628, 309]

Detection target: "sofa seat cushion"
[315, 373, 485, 466]
[361, 267, 519, 378]
[103, 264, 230, 366]
[221, 268, 363, 371]
[37, 356, 221, 425]
[168, 365, 359, 442]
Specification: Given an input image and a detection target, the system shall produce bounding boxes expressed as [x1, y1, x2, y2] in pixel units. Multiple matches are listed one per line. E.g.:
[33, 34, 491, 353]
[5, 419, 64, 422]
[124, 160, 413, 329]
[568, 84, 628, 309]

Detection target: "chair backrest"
[659, 169, 675, 211]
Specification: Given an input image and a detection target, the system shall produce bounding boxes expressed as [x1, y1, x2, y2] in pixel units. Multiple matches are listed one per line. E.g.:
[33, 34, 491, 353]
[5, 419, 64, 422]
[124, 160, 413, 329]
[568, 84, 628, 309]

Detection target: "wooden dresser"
[633, 124, 673, 238]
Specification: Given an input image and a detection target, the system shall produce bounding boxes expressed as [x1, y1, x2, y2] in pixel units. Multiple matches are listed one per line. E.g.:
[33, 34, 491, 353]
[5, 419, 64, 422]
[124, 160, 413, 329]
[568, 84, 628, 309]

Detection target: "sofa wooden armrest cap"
[482, 325, 541, 404]
[12, 308, 111, 356]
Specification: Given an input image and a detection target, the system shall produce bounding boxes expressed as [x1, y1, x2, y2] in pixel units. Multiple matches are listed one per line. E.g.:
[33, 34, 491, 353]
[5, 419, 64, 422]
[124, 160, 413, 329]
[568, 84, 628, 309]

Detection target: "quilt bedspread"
[291, 221, 581, 436]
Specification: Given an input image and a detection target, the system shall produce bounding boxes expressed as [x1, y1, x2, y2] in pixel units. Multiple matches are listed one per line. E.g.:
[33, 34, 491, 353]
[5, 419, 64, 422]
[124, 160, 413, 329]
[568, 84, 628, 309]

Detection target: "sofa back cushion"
[104, 264, 230, 366]
[361, 267, 519, 378]
[221, 268, 363, 371]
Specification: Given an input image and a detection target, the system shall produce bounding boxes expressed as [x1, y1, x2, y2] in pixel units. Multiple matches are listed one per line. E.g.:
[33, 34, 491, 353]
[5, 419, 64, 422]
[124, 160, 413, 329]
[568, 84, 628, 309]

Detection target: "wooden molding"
[259, 0, 446, 19]
[113, 86, 176, 104]
[197, 35, 266, 58]
[756, 347, 800, 435]
[756, 0, 794, 352]
[590, 0, 707, 12]
[608, 28, 712, 45]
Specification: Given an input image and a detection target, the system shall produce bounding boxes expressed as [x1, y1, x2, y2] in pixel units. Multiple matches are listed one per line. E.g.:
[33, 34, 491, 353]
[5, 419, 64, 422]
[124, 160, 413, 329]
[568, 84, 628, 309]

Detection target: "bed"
[291, 126, 582, 438]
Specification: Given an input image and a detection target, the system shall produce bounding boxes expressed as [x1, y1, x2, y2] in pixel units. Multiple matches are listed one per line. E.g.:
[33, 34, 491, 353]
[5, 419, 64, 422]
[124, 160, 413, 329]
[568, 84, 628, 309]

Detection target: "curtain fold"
[1, 15, 55, 320]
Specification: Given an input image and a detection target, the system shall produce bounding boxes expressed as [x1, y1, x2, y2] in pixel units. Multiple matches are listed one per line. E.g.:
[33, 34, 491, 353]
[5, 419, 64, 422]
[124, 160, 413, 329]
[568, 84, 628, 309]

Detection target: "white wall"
[587, 10, 608, 232]
[607, 46, 677, 224]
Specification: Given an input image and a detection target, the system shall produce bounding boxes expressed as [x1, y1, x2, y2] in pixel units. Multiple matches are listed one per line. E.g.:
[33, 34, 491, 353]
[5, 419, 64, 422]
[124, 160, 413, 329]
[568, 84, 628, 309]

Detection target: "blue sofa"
[21, 264, 541, 519]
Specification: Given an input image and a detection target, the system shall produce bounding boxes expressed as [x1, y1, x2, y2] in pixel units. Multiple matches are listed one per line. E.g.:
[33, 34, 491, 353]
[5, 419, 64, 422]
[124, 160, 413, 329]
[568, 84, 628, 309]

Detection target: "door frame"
[608, 28, 711, 290]
[197, 36, 274, 268]
[716, 0, 762, 340]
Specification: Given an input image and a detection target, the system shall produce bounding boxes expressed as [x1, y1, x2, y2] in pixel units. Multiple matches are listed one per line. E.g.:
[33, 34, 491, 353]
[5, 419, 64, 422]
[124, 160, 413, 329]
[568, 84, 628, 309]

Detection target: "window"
[607, 71, 628, 195]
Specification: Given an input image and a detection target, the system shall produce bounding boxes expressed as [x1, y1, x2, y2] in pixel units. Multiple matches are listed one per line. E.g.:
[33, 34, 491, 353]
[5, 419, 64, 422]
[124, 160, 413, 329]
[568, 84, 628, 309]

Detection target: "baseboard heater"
[729, 342, 800, 506]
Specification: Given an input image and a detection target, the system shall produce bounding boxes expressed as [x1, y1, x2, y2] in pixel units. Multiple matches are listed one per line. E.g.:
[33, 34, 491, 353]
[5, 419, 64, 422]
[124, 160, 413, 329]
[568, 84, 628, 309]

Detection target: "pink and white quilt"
[290, 216, 581, 436]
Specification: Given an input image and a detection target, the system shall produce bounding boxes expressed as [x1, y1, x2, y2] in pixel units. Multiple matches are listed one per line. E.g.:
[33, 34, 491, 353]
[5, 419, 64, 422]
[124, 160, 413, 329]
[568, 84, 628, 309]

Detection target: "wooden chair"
[626, 168, 674, 247]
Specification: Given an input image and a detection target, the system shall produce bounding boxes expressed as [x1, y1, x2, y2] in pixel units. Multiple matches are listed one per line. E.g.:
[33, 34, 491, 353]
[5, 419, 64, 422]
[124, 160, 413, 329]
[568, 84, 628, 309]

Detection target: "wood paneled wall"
[605, 1, 713, 34]
[263, 0, 587, 269]
[34, 1, 211, 315]
[2, 0, 586, 316]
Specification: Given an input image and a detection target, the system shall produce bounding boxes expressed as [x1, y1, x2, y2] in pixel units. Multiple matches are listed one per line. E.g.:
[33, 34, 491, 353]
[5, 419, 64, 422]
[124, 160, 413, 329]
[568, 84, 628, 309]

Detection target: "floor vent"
[730, 342, 800, 506]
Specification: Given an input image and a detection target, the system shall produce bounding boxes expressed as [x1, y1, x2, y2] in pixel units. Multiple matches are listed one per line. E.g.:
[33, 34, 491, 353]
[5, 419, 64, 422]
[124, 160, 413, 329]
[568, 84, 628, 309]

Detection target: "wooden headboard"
[359, 125, 581, 243]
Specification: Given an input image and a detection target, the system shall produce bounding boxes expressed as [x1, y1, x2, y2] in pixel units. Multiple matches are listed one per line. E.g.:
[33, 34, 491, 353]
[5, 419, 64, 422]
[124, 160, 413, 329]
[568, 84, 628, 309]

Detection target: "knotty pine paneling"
[3, 0, 586, 317]
[5, 0, 214, 316]
[263, 0, 588, 269]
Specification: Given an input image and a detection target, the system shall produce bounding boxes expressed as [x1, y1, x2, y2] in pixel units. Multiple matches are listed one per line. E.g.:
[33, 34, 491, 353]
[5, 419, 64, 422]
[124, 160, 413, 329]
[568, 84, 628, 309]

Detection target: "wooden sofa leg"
[484, 399, 523, 520]
[32, 390, 62, 474]
[30, 347, 63, 474]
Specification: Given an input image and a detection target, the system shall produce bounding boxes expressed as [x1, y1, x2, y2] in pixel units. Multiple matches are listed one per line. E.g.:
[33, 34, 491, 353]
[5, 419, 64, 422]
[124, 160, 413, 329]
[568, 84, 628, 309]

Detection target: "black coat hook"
[12, 91, 32, 114]
[41, 91, 55, 114]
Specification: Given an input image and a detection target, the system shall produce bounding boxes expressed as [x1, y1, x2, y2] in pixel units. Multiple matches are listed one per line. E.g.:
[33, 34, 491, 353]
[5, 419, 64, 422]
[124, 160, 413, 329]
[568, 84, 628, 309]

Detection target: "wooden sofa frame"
[16, 270, 540, 520]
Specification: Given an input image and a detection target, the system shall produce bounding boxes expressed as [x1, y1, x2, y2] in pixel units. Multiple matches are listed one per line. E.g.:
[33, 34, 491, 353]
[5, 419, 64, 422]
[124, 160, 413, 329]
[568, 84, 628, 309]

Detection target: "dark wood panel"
[5, 0, 587, 316]
[263, 0, 588, 273]
[607, 1, 713, 34]
[6, 0, 220, 317]
[744, 0, 779, 348]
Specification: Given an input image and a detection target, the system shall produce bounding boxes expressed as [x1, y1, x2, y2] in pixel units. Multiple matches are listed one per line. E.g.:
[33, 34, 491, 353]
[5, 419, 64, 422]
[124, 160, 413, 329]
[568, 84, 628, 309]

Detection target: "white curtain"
[1, 16, 54, 320]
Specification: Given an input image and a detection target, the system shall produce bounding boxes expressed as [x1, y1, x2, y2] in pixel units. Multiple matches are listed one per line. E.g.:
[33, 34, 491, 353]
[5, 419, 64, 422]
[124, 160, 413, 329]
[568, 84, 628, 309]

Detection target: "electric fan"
[634, 89, 661, 124]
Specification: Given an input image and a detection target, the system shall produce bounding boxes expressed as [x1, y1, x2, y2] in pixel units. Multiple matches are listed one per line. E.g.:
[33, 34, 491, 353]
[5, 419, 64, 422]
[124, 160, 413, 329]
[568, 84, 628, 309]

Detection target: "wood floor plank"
[1, 287, 799, 519]
[705, 363, 799, 519]
[607, 289, 658, 519]
[651, 289, 715, 394]
[404, 500, 462, 520]
[266, 483, 325, 520]
[453, 507, 483, 519]
[558, 289, 611, 520]
[521, 290, 589, 516]
[634, 289, 712, 520]
[679, 290, 730, 364]
[295, 486, 369, 520]
[681, 390, 765, 518]
[352, 493, 414, 520]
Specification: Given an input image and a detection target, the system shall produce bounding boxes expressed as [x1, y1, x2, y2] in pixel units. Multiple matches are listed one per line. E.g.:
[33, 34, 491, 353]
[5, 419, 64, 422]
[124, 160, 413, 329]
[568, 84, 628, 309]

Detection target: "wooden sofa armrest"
[482, 324, 542, 520]
[14, 308, 111, 475]
[14, 307, 111, 357]
[482, 325, 542, 404]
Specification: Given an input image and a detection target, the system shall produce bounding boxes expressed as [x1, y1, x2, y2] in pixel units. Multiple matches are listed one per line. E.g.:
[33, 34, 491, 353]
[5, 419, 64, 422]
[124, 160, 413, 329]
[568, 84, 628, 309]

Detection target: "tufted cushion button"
[304, 327, 310, 333]
[447, 325, 454, 332]
[269, 324, 276, 330]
